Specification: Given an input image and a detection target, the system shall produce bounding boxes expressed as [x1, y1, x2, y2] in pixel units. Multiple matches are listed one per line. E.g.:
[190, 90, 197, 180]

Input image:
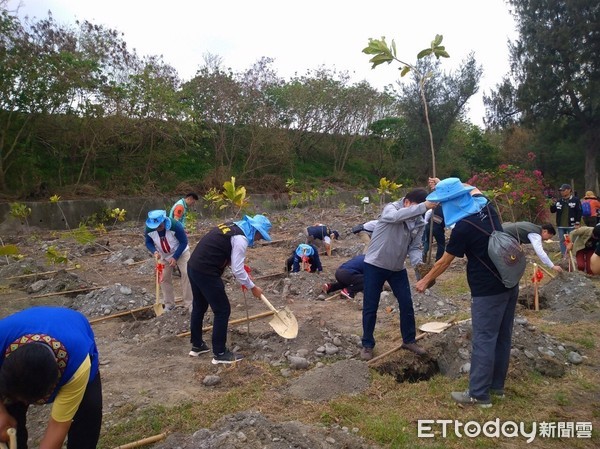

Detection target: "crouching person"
[0, 307, 102, 449]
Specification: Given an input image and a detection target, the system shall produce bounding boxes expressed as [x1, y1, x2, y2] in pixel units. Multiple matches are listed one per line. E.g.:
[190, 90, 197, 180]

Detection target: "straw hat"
[584, 191, 597, 199]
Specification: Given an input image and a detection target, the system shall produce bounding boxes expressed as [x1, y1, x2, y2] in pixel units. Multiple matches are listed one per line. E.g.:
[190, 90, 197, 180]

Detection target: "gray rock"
[29, 279, 48, 293]
[524, 350, 535, 359]
[288, 356, 309, 370]
[202, 375, 221, 386]
[514, 317, 528, 325]
[460, 363, 471, 373]
[567, 351, 583, 365]
[324, 343, 339, 355]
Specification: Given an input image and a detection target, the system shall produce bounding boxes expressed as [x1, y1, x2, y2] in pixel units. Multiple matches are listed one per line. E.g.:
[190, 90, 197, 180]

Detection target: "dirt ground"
[0, 205, 598, 448]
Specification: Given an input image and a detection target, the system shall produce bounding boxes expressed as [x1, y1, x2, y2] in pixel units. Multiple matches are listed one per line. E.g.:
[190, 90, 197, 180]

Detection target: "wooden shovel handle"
[260, 294, 278, 313]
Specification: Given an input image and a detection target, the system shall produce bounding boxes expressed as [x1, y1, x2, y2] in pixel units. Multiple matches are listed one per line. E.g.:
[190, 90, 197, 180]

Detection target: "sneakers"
[340, 288, 354, 300]
[322, 283, 330, 294]
[212, 350, 244, 365]
[401, 342, 427, 356]
[189, 342, 210, 357]
[360, 347, 374, 361]
[451, 391, 492, 408]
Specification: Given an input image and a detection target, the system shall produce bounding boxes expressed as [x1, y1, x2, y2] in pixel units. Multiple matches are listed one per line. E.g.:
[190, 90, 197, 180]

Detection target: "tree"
[484, 0, 600, 191]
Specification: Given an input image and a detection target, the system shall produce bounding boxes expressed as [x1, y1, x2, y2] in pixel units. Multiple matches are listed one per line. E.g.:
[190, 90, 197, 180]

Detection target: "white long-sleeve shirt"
[527, 232, 554, 268]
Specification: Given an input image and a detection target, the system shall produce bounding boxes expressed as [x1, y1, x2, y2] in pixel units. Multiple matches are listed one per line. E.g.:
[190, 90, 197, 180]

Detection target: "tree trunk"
[584, 126, 599, 192]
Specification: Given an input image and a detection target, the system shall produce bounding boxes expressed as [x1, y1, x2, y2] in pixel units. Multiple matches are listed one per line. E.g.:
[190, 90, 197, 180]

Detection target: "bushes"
[468, 164, 551, 223]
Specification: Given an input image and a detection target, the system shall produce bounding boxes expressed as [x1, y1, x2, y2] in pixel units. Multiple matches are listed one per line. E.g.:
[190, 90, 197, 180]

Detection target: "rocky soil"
[0, 206, 598, 448]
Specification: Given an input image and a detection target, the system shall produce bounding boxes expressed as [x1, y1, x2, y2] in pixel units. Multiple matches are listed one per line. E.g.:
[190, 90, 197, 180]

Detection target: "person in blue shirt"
[285, 243, 323, 273]
[0, 307, 101, 449]
[322, 254, 365, 299]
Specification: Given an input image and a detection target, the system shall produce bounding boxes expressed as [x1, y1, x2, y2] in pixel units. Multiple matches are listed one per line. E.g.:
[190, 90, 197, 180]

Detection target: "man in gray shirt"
[502, 222, 563, 273]
[360, 189, 437, 360]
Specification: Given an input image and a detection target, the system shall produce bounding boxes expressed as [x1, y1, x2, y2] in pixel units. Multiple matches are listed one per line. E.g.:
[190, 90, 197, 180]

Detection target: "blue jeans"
[557, 227, 574, 256]
[361, 263, 416, 349]
[188, 266, 231, 355]
[469, 286, 519, 401]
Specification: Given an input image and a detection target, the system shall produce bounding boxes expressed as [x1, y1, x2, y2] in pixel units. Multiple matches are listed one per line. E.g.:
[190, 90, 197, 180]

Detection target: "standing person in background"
[416, 177, 519, 408]
[145, 210, 192, 311]
[360, 188, 436, 361]
[550, 184, 582, 256]
[187, 215, 272, 364]
[0, 307, 102, 449]
[502, 222, 563, 273]
[306, 224, 339, 256]
[169, 192, 199, 228]
[581, 191, 600, 227]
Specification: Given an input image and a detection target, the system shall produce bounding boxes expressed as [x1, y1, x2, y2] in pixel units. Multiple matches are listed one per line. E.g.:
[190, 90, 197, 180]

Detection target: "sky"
[7, 0, 518, 127]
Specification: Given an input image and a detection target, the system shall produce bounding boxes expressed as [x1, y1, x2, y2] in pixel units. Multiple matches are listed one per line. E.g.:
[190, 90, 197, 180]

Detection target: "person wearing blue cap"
[285, 243, 323, 273]
[550, 184, 582, 256]
[416, 177, 519, 408]
[187, 214, 272, 364]
[145, 209, 191, 311]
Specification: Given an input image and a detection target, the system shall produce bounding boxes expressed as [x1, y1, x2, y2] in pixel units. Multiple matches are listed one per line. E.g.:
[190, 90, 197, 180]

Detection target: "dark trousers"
[328, 267, 364, 296]
[422, 223, 446, 261]
[6, 372, 102, 449]
[361, 263, 416, 349]
[188, 266, 231, 355]
[469, 287, 518, 401]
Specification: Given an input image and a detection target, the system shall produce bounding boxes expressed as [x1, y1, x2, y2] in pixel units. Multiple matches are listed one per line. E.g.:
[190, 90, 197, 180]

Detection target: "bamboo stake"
[28, 285, 105, 299]
[112, 432, 167, 449]
[89, 305, 153, 324]
[253, 272, 286, 281]
[5, 267, 79, 280]
[536, 264, 556, 279]
[90, 298, 184, 325]
[533, 263, 540, 311]
[367, 332, 427, 365]
[323, 292, 341, 301]
[176, 310, 275, 338]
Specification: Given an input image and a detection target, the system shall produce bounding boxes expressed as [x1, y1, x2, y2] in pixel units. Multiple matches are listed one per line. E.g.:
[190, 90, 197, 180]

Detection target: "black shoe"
[212, 350, 244, 364]
[189, 342, 210, 357]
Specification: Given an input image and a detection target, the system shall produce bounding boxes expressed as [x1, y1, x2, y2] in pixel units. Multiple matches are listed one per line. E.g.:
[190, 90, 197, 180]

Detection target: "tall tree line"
[1, 3, 494, 198]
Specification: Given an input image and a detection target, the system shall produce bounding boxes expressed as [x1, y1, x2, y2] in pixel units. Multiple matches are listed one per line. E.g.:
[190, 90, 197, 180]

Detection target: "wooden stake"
[323, 292, 341, 301]
[5, 267, 79, 280]
[28, 285, 105, 299]
[533, 263, 540, 311]
[367, 332, 427, 365]
[112, 432, 167, 449]
[176, 311, 275, 338]
[537, 264, 556, 279]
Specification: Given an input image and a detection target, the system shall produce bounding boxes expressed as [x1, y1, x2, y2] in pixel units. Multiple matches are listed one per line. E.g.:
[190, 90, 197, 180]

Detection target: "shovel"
[153, 257, 164, 317]
[419, 318, 471, 333]
[0, 428, 16, 449]
[259, 294, 298, 339]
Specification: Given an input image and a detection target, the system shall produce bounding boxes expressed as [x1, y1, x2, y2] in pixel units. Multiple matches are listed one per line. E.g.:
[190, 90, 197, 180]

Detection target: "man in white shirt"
[502, 222, 563, 272]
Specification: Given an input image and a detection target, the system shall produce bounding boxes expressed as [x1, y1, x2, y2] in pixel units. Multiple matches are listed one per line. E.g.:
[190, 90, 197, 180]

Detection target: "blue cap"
[146, 210, 171, 230]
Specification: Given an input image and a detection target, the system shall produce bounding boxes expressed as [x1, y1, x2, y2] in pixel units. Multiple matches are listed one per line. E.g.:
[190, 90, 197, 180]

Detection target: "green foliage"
[184, 210, 198, 233]
[204, 177, 249, 218]
[468, 163, 550, 223]
[0, 244, 20, 257]
[9, 202, 31, 226]
[70, 224, 96, 245]
[46, 245, 68, 265]
[376, 177, 402, 206]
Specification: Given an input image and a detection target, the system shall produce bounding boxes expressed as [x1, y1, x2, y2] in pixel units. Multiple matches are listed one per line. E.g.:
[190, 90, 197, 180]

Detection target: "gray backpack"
[464, 207, 526, 288]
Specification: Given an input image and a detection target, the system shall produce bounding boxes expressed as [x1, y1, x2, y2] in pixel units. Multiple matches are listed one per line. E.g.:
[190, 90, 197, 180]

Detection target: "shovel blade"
[268, 307, 298, 339]
[154, 303, 164, 317]
[419, 321, 451, 333]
